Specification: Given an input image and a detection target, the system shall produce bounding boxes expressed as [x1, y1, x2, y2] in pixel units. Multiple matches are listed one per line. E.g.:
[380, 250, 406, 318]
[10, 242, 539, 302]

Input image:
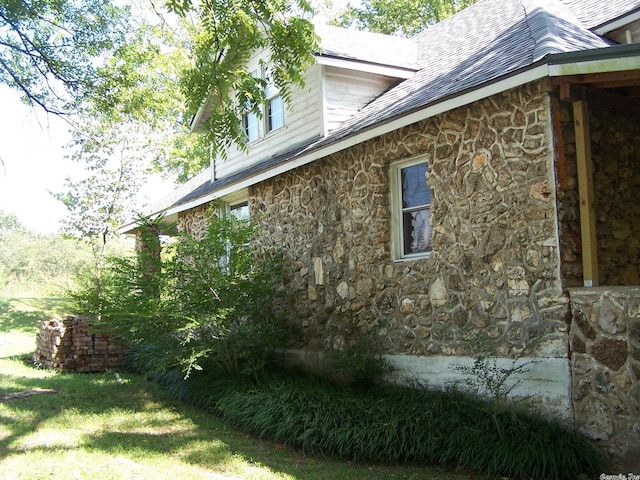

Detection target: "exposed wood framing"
[558, 83, 640, 114]
[572, 100, 599, 287]
[550, 95, 568, 191]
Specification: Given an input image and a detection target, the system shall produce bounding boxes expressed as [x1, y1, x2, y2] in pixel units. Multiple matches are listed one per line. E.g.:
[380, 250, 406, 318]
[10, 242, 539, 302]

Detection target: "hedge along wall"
[34, 316, 125, 373]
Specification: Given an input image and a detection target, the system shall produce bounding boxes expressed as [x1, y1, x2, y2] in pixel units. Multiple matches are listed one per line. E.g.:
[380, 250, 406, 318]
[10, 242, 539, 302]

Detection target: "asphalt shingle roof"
[312, 0, 610, 149]
[139, 0, 635, 223]
[315, 24, 419, 69]
[561, 0, 640, 30]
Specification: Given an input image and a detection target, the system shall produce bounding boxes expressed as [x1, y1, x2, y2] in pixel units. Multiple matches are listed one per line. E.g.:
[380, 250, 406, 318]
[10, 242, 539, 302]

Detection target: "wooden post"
[572, 100, 598, 287]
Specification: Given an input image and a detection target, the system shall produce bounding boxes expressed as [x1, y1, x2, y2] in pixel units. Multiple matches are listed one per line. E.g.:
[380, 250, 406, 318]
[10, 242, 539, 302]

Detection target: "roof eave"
[593, 7, 640, 35]
[138, 45, 640, 231]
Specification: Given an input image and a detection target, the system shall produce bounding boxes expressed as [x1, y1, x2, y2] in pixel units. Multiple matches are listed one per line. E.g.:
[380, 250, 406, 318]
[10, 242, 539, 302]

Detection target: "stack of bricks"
[34, 316, 125, 373]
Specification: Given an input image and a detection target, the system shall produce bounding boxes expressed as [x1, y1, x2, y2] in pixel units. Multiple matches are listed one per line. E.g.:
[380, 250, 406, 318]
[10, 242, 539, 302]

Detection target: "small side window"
[390, 159, 432, 260]
[229, 201, 249, 220]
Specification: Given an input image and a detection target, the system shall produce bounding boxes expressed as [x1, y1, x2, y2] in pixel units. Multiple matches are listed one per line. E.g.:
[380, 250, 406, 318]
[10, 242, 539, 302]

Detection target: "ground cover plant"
[0, 296, 491, 480]
[156, 365, 608, 480]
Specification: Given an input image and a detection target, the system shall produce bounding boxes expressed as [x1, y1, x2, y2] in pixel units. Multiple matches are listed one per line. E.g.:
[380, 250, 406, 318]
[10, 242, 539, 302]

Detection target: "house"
[123, 0, 640, 466]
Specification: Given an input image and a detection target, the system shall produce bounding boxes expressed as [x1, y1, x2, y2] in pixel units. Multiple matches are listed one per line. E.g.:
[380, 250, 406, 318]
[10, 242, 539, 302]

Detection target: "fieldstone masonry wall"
[178, 203, 211, 239]
[569, 287, 640, 469]
[34, 316, 125, 373]
[248, 79, 567, 360]
[174, 79, 640, 463]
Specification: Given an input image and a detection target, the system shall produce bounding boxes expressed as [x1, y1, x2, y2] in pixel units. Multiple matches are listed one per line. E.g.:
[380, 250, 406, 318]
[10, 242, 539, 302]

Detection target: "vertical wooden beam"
[572, 100, 598, 287]
[550, 95, 568, 191]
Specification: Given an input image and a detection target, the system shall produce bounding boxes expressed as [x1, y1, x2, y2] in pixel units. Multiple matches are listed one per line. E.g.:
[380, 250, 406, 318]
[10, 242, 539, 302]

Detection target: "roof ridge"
[520, 0, 611, 61]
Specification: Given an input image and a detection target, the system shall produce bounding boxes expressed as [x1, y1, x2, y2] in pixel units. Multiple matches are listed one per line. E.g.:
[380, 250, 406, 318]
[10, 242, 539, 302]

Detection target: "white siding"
[210, 57, 404, 182]
[212, 54, 324, 181]
[323, 66, 401, 134]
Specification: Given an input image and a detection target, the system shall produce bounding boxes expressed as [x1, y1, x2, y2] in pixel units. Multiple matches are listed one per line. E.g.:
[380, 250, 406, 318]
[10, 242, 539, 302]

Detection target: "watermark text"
[600, 474, 640, 480]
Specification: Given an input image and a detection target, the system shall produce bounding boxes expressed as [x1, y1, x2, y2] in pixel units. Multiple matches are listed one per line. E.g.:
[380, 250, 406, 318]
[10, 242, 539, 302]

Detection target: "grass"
[0, 297, 489, 480]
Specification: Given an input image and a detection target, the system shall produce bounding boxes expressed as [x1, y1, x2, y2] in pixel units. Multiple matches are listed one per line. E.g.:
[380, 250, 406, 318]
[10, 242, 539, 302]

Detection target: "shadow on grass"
[0, 297, 73, 334]
[0, 367, 473, 480]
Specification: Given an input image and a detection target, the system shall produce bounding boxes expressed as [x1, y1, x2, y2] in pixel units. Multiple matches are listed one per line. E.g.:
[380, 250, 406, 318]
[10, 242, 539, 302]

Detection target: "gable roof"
[123, 0, 640, 232]
[312, 0, 611, 148]
[561, 0, 640, 30]
[314, 24, 419, 70]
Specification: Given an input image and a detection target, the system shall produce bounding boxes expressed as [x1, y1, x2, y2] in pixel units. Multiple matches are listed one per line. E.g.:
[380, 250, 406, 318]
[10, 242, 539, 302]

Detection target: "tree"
[0, 0, 128, 116]
[0, 209, 24, 234]
[170, 0, 318, 162]
[330, 0, 478, 36]
[0, 209, 113, 296]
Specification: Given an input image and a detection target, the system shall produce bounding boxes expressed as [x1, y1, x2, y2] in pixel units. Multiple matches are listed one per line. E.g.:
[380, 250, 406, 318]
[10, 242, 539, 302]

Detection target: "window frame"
[223, 189, 250, 220]
[263, 64, 285, 133]
[243, 110, 260, 143]
[241, 69, 261, 143]
[389, 156, 433, 261]
[228, 200, 249, 220]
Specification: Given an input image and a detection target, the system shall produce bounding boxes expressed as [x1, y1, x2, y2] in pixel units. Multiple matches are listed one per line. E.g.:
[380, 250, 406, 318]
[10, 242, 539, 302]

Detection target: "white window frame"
[228, 201, 249, 220]
[243, 110, 260, 143]
[219, 191, 250, 269]
[263, 64, 285, 133]
[223, 189, 250, 219]
[389, 156, 433, 261]
[241, 69, 261, 143]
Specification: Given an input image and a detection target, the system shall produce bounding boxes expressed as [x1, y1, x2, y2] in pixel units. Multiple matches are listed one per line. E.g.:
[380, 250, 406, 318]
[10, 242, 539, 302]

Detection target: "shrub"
[69, 208, 287, 378]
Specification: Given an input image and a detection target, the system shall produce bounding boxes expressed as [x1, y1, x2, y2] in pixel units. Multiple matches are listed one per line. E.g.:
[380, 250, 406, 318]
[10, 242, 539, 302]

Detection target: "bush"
[165, 369, 608, 480]
[69, 208, 287, 378]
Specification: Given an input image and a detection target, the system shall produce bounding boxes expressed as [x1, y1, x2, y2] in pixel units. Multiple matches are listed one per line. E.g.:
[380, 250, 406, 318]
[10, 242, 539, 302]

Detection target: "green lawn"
[0, 297, 489, 480]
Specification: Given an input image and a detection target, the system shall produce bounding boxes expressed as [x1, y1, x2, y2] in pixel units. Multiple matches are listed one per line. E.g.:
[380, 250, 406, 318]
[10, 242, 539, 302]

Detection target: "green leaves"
[330, 0, 478, 36]
[0, 0, 128, 115]
[167, 371, 609, 479]
[71, 207, 287, 378]
[178, 0, 317, 160]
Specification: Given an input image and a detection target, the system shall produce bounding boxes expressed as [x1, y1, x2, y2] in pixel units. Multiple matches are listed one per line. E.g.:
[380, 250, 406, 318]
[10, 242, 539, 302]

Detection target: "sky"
[0, 85, 81, 234]
[0, 85, 172, 235]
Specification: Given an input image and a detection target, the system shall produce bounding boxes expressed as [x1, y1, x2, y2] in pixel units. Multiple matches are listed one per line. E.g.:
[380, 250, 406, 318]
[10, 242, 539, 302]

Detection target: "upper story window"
[264, 67, 284, 132]
[390, 157, 432, 260]
[243, 111, 260, 142]
[241, 65, 285, 143]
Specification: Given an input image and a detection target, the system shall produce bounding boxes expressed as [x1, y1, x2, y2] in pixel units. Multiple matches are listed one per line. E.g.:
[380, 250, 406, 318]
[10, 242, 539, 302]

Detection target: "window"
[243, 111, 259, 142]
[229, 201, 249, 220]
[390, 158, 432, 259]
[238, 65, 285, 143]
[264, 66, 284, 132]
[221, 199, 250, 269]
[268, 95, 284, 131]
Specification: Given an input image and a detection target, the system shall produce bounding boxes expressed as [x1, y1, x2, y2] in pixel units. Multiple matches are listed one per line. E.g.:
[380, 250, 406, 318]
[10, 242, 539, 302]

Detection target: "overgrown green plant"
[69, 207, 287, 379]
[329, 339, 392, 389]
[323, 313, 392, 389]
[453, 354, 537, 401]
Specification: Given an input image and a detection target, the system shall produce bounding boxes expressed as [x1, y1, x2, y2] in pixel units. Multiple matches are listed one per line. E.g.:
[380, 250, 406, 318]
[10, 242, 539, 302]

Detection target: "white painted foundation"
[384, 354, 573, 420]
[284, 349, 573, 421]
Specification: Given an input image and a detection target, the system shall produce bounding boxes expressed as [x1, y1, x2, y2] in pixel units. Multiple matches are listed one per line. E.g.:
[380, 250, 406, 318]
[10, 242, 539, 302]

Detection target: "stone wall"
[248, 79, 567, 361]
[178, 204, 212, 240]
[556, 101, 640, 287]
[34, 316, 125, 373]
[569, 287, 640, 470]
